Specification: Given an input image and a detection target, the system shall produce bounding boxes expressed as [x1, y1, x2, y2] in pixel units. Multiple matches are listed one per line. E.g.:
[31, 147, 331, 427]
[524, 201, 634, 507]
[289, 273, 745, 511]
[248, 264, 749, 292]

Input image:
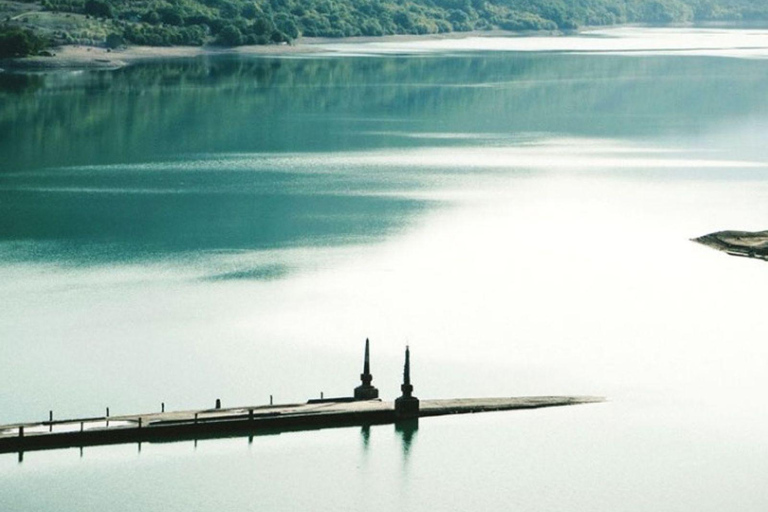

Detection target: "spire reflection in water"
[395, 419, 419, 461]
[360, 424, 371, 453]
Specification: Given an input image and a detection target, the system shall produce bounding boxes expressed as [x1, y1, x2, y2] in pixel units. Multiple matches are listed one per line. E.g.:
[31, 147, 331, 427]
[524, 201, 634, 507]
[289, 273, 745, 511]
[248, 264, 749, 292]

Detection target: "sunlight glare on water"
[316, 26, 768, 58]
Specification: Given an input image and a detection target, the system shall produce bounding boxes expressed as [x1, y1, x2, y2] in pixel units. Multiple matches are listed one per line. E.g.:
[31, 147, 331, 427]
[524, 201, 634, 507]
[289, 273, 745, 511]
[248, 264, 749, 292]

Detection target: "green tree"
[216, 24, 243, 45]
[274, 12, 299, 39]
[84, 0, 113, 19]
[158, 7, 184, 26]
[0, 26, 49, 57]
[105, 32, 123, 48]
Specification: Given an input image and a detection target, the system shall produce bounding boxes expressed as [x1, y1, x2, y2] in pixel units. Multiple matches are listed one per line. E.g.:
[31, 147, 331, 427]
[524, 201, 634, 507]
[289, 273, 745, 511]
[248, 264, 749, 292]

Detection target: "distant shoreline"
[1, 41, 324, 71]
[3, 23, 767, 72]
[1, 28, 567, 71]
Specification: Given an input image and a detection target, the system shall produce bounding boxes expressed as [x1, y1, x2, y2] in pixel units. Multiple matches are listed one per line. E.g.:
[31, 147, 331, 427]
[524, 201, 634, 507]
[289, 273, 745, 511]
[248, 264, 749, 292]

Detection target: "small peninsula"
[693, 230, 768, 261]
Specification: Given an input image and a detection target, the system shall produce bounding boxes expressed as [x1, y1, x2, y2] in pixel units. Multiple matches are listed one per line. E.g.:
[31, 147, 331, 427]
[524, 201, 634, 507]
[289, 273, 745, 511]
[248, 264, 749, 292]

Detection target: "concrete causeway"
[0, 396, 604, 455]
[0, 342, 604, 455]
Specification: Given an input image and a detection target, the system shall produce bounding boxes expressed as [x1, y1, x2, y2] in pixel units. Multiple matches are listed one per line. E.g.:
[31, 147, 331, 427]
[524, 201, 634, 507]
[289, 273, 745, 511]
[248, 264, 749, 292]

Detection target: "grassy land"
[5, 3, 114, 44]
[1, 0, 767, 57]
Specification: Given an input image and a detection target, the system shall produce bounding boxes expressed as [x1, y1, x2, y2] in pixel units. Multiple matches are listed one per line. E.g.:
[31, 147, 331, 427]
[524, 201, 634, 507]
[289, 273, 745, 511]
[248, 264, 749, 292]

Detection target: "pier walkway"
[0, 396, 603, 455]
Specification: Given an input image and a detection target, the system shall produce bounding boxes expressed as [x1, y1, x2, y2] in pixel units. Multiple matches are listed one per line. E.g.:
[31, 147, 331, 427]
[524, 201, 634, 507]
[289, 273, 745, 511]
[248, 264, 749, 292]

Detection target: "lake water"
[2, 27, 768, 511]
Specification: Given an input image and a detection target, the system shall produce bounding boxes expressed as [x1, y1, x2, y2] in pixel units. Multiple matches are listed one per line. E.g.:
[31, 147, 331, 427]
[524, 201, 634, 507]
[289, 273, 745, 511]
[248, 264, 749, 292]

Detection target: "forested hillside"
[1, 0, 767, 56]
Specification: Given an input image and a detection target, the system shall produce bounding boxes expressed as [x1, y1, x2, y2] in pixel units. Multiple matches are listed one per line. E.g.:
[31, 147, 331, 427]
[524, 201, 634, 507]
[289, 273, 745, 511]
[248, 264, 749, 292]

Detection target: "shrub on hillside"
[84, 0, 113, 18]
[0, 26, 50, 57]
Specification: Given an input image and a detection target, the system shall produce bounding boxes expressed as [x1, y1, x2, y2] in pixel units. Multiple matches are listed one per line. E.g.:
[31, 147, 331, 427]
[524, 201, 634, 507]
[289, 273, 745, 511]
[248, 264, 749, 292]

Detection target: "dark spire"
[359, 338, 373, 387]
[402, 345, 412, 392]
[395, 345, 419, 418]
[354, 338, 379, 400]
[362, 338, 371, 381]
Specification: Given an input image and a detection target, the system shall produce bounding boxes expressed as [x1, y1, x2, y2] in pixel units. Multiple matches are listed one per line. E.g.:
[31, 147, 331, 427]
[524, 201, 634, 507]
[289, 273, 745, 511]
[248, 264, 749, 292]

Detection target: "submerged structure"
[0, 339, 604, 456]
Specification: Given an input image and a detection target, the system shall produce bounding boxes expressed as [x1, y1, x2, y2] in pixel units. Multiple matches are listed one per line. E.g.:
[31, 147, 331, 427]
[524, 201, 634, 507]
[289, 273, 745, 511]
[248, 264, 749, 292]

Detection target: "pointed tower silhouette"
[354, 338, 379, 400]
[394, 346, 419, 419]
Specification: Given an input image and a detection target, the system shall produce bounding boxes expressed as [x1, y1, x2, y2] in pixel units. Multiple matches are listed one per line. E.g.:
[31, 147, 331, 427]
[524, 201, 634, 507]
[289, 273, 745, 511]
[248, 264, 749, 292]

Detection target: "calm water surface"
[2, 28, 768, 511]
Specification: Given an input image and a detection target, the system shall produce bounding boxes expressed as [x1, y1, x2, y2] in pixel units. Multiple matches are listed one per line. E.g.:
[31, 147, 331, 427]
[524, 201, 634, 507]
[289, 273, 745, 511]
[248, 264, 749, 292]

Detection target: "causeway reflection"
[13, 420, 421, 465]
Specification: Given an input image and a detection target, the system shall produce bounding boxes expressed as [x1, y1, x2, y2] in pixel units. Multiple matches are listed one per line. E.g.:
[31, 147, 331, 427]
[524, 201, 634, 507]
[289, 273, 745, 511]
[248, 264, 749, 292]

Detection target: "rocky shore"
[693, 230, 768, 261]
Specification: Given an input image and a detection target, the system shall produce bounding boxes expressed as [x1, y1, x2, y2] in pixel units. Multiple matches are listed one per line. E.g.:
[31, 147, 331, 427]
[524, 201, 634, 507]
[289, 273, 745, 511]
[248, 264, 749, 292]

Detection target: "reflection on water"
[360, 419, 419, 460]
[205, 264, 290, 282]
[3, 52, 768, 172]
[0, 185, 426, 265]
[395, 419, 419, 460]
[0, 72, 44, 94]
[360, 424, 370, 452]
[2, 52, 768, 267]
